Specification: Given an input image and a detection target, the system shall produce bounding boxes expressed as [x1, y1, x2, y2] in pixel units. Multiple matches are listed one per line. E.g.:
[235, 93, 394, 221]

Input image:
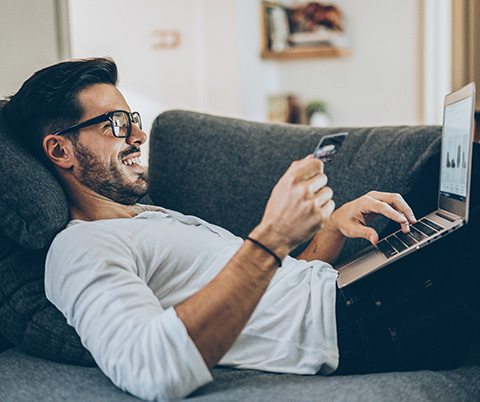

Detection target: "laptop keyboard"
[376, 218, 445, 259]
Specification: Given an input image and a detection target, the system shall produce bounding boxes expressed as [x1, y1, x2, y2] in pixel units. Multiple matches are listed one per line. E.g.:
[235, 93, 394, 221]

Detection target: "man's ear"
[43, 135, 74, 169]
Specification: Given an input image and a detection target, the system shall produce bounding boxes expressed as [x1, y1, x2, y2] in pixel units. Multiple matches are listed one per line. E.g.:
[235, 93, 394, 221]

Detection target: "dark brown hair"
[2, 57, 118, 164]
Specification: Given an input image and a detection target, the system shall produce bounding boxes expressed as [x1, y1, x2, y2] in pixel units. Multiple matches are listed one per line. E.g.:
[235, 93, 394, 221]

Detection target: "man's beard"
[73, 142, 150, 205]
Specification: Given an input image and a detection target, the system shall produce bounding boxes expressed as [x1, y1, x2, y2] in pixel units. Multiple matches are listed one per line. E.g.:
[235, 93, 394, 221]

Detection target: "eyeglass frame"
[52, 110, 142, 138]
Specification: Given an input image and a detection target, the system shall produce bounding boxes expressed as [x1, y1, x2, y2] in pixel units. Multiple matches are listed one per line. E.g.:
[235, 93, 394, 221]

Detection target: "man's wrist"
[326, 212, 346, 240]
[245, 237, 283, 267]
[248, 224, 292, 262]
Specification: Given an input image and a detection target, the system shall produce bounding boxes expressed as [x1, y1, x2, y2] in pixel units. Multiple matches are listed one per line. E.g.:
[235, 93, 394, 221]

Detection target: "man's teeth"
[122, 157, 141, 166]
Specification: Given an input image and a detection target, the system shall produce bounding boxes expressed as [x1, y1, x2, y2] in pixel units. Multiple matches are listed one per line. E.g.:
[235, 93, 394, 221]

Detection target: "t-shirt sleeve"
[45, 224, 212, 401]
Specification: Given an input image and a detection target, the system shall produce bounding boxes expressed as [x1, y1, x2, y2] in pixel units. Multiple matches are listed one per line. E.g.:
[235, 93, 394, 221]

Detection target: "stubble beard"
[73, 142, 150, 205]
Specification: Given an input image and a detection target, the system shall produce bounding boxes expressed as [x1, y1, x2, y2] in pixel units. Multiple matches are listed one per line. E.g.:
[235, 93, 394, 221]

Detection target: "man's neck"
[67, 187, 138, 221]
[69, 200, 137, 221]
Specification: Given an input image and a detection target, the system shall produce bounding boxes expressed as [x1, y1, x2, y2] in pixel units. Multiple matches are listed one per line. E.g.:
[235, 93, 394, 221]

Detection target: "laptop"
[336, 82, 476, 288]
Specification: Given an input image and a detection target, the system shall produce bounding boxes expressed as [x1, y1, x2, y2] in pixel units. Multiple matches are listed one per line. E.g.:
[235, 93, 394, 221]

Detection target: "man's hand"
[298, 191, 417, 264]
[176, 155, 334, 369]
[249, 155, 335, 259]
[330, 191, 417, 245]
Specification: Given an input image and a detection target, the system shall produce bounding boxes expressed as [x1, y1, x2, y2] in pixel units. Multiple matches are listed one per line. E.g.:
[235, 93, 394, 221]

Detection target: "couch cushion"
[0, 231, 94, 365]
[0, 332, 13, 353]
[148, 110, 441, 259]
[0, 101, 70, 249]
[0, 101, 94, 365]
[0, 348, 138, 402]
[1, 347, 479, 402]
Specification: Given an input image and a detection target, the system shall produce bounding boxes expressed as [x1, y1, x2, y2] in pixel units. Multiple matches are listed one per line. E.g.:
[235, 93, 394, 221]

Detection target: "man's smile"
[122, 156, 142, 166]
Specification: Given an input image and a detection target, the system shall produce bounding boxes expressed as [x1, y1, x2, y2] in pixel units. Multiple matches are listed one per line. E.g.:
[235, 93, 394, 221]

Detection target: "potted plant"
[306, 100, 331, 127]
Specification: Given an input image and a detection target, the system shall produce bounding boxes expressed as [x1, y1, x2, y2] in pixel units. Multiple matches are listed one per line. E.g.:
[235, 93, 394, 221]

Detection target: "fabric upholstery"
[1, 347, 480, 402]
[0, 102, 94, 365]
[0, 332, 12, 353]
[149, 110, 441, 259]
[0, 101, 69, 249]
[0, 108, 478, 401]
[0, 232, 94, 365]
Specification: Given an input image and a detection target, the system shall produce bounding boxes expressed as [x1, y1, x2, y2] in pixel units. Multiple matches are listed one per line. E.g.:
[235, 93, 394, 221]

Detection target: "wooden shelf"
[260, 2, 350, 61]
[261, 46, 350, 60]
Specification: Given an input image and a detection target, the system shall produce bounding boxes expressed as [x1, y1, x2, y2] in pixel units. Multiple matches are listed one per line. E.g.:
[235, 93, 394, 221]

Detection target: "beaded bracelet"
[245, 237, 282, 267]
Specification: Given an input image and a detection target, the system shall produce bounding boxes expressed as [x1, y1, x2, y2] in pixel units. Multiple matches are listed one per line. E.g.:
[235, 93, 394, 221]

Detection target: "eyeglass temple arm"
[53, 114, 110, 136]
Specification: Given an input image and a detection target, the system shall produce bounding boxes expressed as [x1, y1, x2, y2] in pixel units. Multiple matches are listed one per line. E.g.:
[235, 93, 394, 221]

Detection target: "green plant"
[305, 100, 328, 118]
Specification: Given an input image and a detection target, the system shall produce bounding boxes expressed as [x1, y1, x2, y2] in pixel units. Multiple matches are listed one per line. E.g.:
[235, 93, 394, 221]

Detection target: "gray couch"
[1, 107, 480, 401]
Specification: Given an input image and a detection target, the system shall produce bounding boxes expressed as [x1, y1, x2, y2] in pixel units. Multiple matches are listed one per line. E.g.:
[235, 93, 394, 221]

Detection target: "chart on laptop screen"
[440, 97, 471, 201]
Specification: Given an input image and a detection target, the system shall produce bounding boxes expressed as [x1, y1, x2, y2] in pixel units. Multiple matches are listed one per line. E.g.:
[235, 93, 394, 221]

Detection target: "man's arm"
[297, 191, 418, 264]
[175, 155, 335, 369]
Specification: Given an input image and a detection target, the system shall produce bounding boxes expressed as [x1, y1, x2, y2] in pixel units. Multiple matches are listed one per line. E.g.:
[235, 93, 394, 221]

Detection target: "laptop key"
[413, 221, 437, 236]
[388, 235, 408, 252]
[396, 231, 418, 247]
[377, 239, 398, 258]
[422, 218, 444, 232]
[409, 226, 427, 242]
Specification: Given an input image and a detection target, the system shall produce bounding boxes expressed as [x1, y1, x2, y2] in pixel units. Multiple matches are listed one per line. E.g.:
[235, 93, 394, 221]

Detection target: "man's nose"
[127, 125, 147, 146]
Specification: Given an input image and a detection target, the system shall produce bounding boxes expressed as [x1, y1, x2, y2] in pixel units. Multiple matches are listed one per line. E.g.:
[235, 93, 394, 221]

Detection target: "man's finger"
[369, 191, 416, 223]
[345, 223, 378, 244]
[291, 156, 324, 181]
[314, 186, 333, 208]
[367, 198, 408, 224]
[308, 174, 328, 197]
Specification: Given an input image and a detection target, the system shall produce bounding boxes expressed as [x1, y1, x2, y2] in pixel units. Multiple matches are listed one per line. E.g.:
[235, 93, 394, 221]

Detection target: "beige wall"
[68, 0, 426, 127]
[237, 0, 425, 126]
[2, 0, 431, 127]
[0, 0, 64, 98]
[68, 0, 241, 134]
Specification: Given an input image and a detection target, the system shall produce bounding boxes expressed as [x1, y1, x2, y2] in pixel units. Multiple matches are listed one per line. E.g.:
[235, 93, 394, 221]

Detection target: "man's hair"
[2, 57, 118, 164]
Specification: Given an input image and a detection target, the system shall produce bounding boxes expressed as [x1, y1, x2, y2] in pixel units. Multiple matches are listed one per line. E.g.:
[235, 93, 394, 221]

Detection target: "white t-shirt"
[45, 206, 338, 401]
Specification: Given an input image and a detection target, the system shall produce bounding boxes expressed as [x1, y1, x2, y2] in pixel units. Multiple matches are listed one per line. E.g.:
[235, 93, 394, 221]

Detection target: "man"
[3, 58, 478, 401]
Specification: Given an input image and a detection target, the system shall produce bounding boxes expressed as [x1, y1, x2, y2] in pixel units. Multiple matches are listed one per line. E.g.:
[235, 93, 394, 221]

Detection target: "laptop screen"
[439, 97, 473, 202]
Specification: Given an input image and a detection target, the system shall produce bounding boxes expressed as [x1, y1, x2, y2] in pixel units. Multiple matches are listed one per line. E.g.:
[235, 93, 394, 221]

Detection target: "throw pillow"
[0, 101, 94, 365]
[0, 101, 69, 249]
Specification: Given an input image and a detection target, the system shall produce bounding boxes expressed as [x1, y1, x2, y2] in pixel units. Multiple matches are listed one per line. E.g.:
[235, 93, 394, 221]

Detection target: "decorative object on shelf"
[261, 1, 350, 60]
[268, 94, 302, 124]
[288, 2, 343, 33]
[268, 4, 290, 52]
[306, 100, 332, 127]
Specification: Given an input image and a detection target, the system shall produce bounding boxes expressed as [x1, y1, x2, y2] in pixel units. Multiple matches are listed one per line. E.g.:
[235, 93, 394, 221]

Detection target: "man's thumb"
[364, 228, 379, 245]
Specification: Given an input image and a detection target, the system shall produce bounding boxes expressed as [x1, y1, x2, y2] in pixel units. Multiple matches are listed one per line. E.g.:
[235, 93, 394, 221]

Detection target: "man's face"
[70, 83, 149, 205]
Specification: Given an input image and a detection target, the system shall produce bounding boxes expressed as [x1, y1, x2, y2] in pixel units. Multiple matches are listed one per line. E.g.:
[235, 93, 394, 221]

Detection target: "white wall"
[237, 0, 424, 127]
[0, 0, 61, 98]
[3, 0, 427, 130]
[69, 0, 243, 134]
[69, 0, 426, 129]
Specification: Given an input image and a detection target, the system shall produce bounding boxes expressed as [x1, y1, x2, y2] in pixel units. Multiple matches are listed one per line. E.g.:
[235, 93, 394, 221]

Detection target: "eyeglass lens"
[111, 111, 142, 137]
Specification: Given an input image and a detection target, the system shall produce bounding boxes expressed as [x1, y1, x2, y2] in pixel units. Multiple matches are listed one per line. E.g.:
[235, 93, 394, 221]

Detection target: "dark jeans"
[334, 204, 480, 375]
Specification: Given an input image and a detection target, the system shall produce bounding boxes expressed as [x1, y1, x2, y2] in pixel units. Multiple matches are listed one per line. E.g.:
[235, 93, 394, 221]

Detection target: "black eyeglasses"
[53, 110, 142, 138]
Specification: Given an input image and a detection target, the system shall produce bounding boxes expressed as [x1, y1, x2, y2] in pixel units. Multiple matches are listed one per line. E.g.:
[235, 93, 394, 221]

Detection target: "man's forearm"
[174, 239, 283, 369]
[175, 155, 335, 369]
[297, 219, 345, 265]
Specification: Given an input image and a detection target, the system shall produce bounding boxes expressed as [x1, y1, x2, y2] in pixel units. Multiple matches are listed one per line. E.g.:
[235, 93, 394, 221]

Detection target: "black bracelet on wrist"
[245, 237, 282, 267]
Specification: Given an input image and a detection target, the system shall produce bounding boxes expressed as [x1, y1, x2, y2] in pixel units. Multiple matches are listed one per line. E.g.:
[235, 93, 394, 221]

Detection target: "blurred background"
[1, 0, 479, 161]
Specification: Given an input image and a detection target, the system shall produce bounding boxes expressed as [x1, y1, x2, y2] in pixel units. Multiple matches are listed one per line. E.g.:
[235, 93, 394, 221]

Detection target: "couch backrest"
[148, 110, 442, 259]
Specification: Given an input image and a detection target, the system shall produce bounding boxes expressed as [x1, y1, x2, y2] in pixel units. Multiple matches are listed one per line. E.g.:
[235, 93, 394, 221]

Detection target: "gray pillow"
[0, 101, 94, 365]
[0, 233, 94, 365]
[0, 101, 69, 249]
